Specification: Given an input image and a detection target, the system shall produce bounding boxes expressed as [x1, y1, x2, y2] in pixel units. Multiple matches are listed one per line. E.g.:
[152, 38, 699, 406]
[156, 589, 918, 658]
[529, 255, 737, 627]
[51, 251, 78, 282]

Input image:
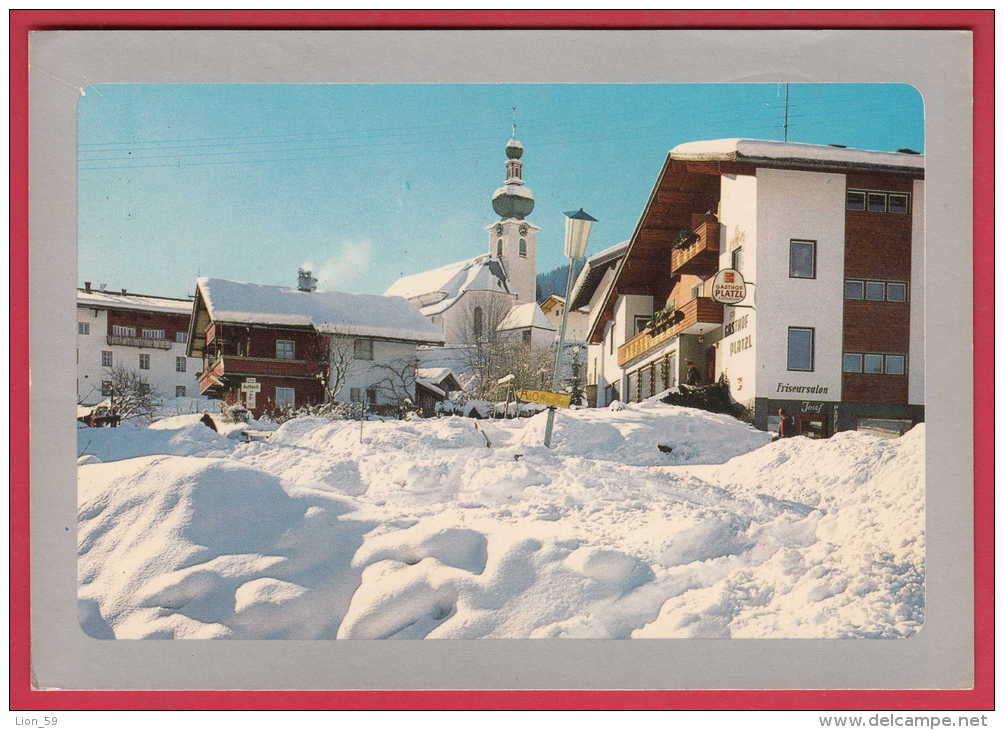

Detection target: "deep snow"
[77, 402, 924, 640]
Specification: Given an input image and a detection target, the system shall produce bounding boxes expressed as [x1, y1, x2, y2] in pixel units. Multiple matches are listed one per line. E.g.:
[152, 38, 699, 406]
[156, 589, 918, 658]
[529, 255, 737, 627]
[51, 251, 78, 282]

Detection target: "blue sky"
[77, 83, 923, 298]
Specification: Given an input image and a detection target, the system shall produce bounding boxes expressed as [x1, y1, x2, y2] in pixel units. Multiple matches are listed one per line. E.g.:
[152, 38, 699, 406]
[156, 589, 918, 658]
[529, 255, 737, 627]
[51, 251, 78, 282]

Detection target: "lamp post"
[543, 208, 597, 448]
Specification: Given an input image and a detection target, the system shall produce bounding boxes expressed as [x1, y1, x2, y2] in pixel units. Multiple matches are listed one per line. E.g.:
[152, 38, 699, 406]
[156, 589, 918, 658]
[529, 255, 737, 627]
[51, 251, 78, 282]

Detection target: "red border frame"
[9, 9, 994, 711]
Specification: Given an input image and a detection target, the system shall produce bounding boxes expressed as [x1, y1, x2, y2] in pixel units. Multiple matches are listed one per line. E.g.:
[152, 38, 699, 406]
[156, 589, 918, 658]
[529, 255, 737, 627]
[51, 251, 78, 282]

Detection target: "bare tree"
[449, 295, 516, 398]
[106, 365, 162, 421]
[370, 356, 420, 417]
[315, 335, 357, 403]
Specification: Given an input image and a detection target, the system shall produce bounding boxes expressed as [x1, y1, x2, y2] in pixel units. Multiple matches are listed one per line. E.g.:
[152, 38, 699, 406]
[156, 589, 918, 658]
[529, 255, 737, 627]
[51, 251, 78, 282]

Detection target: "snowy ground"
[77, 401, 924, 640]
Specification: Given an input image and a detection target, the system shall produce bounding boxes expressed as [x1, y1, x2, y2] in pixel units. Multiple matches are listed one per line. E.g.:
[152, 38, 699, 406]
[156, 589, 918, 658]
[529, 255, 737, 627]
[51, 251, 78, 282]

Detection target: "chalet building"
[414, 367, 462, 417]
[567, 240, 629, 407]
[76, 284, 201, 406]
[187, 274, 444, 416]
[539, 294, 590, 343]
[496, 301, 556, 349]
[385, 134, 542, 346]
[587, 139, 924, 437]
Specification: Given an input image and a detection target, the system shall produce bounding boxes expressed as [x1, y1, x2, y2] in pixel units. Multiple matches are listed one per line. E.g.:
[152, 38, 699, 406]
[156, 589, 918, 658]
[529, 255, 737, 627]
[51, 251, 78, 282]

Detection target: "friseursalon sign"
[711, 268, 747, 305]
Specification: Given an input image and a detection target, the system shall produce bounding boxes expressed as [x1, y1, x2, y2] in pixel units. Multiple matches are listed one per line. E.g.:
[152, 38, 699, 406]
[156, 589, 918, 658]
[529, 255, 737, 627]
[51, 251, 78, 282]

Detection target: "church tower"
[487, 133, 539, 303]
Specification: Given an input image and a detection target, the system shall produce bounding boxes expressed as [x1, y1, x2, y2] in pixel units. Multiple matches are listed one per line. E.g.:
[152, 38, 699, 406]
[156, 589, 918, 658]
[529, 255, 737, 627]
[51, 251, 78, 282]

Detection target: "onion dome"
[492, 137, 534, 219]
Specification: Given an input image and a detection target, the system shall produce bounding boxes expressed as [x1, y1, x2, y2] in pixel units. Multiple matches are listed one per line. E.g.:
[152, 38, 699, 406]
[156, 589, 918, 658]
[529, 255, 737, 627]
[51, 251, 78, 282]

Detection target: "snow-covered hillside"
[77, 404, 924, 640]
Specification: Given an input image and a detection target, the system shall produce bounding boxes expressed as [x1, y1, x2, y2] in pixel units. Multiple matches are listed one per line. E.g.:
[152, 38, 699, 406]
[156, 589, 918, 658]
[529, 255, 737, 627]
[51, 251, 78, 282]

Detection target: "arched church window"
[473, 307, 484, 338]
[496, 239, 503, 257]
[519, 238, 527, 257]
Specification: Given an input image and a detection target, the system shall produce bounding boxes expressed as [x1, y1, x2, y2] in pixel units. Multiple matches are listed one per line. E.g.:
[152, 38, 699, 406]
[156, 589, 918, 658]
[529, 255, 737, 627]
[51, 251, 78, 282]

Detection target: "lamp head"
[563, 208, 597, 259]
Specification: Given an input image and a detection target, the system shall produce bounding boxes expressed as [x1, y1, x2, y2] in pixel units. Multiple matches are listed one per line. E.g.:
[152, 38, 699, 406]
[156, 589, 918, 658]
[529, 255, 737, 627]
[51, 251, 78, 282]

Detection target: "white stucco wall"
[488, 219, 537, 304]
[331, 337, 421, 405]
[908, 179, 925, 405]
[440, 289, 516, 345]
[754, 168, 846, 402]
[715, 173, 759, 406]
[76, 306, 202, 406]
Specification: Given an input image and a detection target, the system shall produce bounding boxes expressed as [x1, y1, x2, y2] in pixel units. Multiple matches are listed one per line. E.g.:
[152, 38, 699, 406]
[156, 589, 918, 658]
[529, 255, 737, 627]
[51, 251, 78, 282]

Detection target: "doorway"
[796, 413, 829, 438]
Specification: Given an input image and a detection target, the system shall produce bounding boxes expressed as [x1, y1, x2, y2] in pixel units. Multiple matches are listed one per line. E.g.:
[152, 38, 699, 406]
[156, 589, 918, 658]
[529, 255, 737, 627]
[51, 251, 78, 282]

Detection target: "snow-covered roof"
[492, 183, 534, 200]
[568, 240, 630, 311]
[670, 138, 924, 172]
[77, 289, 195, 315]
[415, 379, 446, 398]
[196, 277, 443, 344]
[384, 254, 511, 316]
[496, 302, 556, 332]
[416, 366, 455, 384]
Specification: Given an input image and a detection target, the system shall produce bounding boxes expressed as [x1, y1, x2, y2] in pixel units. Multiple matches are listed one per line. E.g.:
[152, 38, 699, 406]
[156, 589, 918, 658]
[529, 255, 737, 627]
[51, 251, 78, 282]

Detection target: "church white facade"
[384, 135, 554, 348]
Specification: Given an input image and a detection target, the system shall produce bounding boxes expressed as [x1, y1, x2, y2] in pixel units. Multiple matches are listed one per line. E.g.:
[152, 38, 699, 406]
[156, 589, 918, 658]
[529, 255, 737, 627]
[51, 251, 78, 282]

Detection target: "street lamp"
[543, 208, 597, 448]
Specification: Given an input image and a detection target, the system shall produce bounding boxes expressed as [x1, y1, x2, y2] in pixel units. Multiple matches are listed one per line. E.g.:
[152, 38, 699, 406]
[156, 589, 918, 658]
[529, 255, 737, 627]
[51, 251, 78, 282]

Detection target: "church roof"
[496, 302, 556, 332]
[383, 254, 511, 316]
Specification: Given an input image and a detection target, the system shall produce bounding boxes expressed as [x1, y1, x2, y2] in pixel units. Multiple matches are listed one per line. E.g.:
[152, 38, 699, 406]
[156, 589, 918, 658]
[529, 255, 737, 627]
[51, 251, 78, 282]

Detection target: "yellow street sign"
[517, 389, 572, 408]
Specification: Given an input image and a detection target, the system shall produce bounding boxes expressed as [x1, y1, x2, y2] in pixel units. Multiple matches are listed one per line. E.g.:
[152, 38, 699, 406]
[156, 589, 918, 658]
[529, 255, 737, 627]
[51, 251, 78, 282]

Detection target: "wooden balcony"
[617, 297, 724, 367]
[670, 221, 721, 277]
[106, 334, 173, 350]
[197, 355, 322, 395]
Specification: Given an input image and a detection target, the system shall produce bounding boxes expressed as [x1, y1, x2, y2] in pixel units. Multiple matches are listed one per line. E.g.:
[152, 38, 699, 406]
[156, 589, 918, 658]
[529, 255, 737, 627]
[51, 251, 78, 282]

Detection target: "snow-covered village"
[76, 84, 926, 641]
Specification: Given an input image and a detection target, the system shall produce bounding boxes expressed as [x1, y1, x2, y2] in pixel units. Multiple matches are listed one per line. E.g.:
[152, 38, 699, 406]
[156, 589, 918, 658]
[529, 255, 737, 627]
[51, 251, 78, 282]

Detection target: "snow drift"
[77, 406, 924, 640]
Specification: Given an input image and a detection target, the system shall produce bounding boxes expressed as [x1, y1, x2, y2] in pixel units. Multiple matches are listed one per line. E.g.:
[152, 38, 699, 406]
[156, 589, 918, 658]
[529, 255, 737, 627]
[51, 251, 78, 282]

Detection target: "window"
[350, 387, 363, 403]
[522, 330, 531, 346]
[848, 352, 908, 375]
[863, 353, 884, 374]
[473, 307, 484, 338]
[139, 354, 150, 370]
[887, 194, 909, 214]
[78, 321, 90, 335]
[496, 239, 503, 256]
[139, 383, 151, 395]
[176, 331, 188, 344]
[844, 280, 865, 299]
[101, 380, 113, 397]
[142, 328, 165, 340]
[842, 353, 863, 372]
[634, 315, 651, 335]
[175, 357, 186, 373]
[848, 188, 909, 214]
[519, 238, 527, 257]
[276, 339, 295, 360]
[101, 351, 113, 367]
[846, 190, 866, 211]
[275, 387, 295, 408]
[353, 339, 374, 360]
[884, 354, 906, 375]
[366, 387, 378, 404]
[175, 385, 187, 397]
[112, 325, 136, 337]
[865, 281, 886, 301]
[886, 282, 908, 302]
[787, 327, 814, 371]
[866, 192, 887, 212]
[789, 240, 816, 279]
[731, 247, 743, 273]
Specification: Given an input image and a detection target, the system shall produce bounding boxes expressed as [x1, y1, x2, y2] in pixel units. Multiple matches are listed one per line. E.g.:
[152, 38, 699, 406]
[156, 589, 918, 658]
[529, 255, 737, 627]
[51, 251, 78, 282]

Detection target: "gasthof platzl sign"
[711, 268, 748, 305]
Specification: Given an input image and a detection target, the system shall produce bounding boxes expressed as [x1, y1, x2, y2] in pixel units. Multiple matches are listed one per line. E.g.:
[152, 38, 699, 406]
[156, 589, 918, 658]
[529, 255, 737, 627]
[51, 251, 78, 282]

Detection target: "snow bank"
[77, 403, 924, 640]
[77, 420, 234, 463]
[519, 401, 772, 466]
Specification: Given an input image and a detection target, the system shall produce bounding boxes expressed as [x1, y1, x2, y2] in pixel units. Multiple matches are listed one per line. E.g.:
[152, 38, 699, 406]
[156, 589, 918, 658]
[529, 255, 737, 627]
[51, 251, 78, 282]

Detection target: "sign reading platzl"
[517, 389, 572, 408]
[711, 268, 748, 305]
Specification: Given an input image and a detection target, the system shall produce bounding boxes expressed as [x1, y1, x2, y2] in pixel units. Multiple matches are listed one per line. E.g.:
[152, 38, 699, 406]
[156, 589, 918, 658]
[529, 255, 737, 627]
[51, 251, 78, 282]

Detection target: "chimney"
[297, 268, 317, 292]
[84, 281, 91, 293]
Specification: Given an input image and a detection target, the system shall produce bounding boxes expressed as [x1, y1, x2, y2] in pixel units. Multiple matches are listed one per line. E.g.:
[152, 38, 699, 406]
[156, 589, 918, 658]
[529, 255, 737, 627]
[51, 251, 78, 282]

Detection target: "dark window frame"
[846, 190, 866, 211]
[275, 339, 296, 360]
[844, 279, 865, 299]
[353, 339, 374, 361]
[78, 321, 90, 335]
[789, 239, 817, 280]
[518, 238, 527, 258]
[138, 354, 151, 370]
[887, 193, 910, 214]
[101, 350, 113, 367]
[886, 281, 909, 302]
[786, 326, 815, 372]
[175, 385, 187, 397]
[866, 192, 888, 213]
[884, 354, 907, 375]
[842, 352, 863, 373]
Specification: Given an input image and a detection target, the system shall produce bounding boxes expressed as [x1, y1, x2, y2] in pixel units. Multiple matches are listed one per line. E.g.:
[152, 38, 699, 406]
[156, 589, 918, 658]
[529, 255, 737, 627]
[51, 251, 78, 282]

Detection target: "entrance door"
[796, 413, 828, 439]
[705, 346, 716, 384]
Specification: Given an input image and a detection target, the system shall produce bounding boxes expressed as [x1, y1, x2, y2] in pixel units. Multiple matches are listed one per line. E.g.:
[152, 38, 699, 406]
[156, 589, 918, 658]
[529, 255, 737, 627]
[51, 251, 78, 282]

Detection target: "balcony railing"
[670, 221, 721, 276]
[617, 296, 724, 367]
[106, 334, 173, 350]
